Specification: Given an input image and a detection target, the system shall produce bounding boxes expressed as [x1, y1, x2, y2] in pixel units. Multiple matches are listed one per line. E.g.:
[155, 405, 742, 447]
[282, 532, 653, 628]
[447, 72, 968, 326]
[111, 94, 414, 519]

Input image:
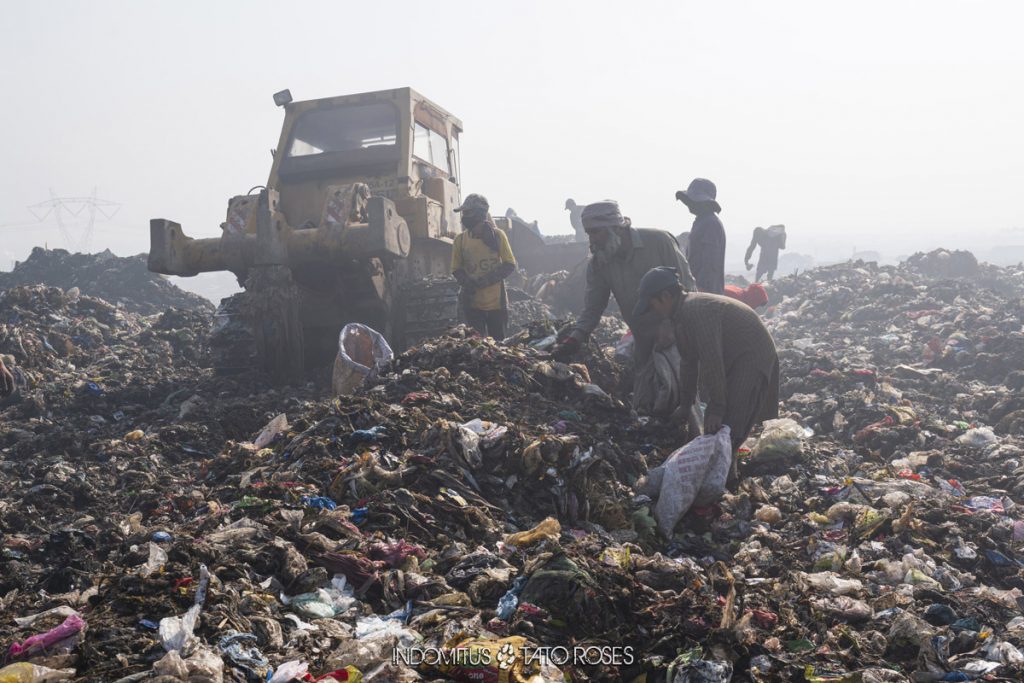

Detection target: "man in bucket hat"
[676, 178, 726, 294]
[634, 265, 780, 484]
[451, 193, 518, 339]
[551, 200, 694, 380]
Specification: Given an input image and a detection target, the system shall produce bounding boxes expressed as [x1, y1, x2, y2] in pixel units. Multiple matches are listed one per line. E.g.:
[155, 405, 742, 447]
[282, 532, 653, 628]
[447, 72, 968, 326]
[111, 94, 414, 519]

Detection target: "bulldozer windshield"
[287, 102, 398, 157]
[412, 122, 451, 175]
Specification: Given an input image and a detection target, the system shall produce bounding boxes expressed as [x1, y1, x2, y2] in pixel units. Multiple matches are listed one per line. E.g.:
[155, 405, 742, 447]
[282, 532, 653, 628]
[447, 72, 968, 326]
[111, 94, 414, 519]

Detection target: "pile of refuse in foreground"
[3, 254, 1024, 682]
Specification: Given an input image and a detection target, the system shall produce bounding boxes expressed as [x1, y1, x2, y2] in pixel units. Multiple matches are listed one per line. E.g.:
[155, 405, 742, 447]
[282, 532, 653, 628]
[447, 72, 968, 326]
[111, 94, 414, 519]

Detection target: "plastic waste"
[123, 429, 145, 442]
[8, 614, 85, 659]
[267, 660, 309, 683]
[924, 604, 958, 626]
[159, 564, 211, 652]
[302, 496, 338, 511]
[156, 647, 225, 682]
[956, 426, 998, 448]
[495, 576, 528, 620]
[12, 606, 79, 628]
[152, 531, 173, 543]
[751, 418, 807, 460]
[349, 425, 386, 444]
[640, 427, 733, 536]
[503, 517, 561, 547]
[461, 418, 508, 444]
[332, 323, 393, 396]
[254, 413, 288, 449]
[0, 664, 75, 683]
[667, 658, 733, 683]
[798, 571, 864, 596]
[754, 505, 782, 524]
[138, 541, 168, 577]
[812, 595, 872, 621]
[281, 575, 357, 619]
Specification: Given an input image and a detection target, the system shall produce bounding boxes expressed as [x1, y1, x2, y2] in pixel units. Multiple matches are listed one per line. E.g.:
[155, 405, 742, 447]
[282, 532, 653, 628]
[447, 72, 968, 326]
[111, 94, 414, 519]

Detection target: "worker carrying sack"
[332, 323, 393, 396]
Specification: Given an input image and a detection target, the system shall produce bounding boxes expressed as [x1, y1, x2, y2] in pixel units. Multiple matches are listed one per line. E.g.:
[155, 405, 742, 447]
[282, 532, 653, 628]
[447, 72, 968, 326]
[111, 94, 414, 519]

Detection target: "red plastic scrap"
[853, 415, 895, 443]
[401, 391, 432, 404]
[315, 551, 386, 592]
[367, 539, 427, 568]
[751, 609, 778, 629]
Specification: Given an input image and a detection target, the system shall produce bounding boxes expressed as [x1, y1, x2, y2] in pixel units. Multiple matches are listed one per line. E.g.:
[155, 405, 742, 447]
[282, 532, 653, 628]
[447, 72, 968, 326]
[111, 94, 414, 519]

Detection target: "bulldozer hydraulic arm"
[148, 196, 411, 278]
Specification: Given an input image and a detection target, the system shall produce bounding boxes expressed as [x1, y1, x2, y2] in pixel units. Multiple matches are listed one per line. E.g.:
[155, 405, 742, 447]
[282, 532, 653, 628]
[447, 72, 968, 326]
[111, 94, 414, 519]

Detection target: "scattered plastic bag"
[12, 606, 79, 629]
[0, 663, 75, 683]
[268, 660, 309, 683]
[751, 418, 807, 460]
[160, 564, 211, 653]
[641, 427, 732, 536]
[8, 614, 86, 660]
[798, 571, 865, 596]
[504, 517, 561, 547]
[332, 323, 393, 396]
[254, 413, 288, 450]
[957, 426, 998, 448]
[139, 541, 168, 577]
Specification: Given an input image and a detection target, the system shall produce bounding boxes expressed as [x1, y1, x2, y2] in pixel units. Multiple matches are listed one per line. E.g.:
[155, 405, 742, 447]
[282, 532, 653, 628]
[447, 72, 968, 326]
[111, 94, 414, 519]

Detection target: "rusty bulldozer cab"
[149, 88, 465, 381]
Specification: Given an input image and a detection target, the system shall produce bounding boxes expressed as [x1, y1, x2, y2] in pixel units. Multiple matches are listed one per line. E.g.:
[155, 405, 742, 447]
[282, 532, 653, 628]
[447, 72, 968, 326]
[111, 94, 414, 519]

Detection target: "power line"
[26, 188, 120, 252]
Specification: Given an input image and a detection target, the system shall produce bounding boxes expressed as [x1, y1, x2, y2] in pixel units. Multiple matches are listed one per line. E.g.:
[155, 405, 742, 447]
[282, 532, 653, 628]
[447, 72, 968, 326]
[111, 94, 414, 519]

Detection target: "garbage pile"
[0, 248, 213, 315]
[3, 254, 1024, 681]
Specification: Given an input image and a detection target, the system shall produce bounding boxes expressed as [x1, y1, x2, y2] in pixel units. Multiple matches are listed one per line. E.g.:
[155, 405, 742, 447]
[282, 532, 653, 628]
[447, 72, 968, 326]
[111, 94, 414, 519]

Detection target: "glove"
[745, 262, 753, 271]
[453, 269, 469, 285]
[551, 336, 581, 361]
[704, 413, 723, 434]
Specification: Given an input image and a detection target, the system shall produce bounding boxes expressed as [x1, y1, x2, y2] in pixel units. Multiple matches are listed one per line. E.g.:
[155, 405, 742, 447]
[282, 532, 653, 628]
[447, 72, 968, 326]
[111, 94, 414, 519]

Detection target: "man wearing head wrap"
[451, 194, 518, 339]
[634, 266, 780, 484]
[676, 178, 726, 294]
[551, 201, 695, 376]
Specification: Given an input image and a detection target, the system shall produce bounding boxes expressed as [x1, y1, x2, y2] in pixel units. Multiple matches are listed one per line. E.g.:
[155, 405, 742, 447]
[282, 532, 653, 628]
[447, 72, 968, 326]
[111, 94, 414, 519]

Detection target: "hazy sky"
[2, 0, 1023, 292]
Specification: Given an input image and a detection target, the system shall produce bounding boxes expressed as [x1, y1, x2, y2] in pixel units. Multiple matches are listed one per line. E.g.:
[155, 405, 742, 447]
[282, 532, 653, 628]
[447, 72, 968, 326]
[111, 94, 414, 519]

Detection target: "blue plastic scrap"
[351, 507, 369, 525]
[349, 425, 386, 444]
[301, 496, 338, 511]
[218, 630, 269, 678]
[386, 599, 414, 623]
[496, 575, 529, 621]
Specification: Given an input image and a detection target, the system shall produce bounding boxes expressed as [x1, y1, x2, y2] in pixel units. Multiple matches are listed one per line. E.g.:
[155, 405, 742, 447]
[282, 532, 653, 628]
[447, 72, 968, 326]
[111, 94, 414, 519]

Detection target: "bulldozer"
[148, 87, 467, 382]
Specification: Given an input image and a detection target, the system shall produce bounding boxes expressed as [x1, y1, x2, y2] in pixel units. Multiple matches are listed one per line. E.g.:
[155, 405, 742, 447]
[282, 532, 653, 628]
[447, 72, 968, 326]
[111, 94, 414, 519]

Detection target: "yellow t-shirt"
[451, 228, 517, 311]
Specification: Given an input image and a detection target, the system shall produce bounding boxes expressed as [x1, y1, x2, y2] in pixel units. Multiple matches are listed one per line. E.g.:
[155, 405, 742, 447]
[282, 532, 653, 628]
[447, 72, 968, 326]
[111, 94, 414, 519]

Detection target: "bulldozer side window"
[288, 103, 398, 157]
[412, 122, 450, 175]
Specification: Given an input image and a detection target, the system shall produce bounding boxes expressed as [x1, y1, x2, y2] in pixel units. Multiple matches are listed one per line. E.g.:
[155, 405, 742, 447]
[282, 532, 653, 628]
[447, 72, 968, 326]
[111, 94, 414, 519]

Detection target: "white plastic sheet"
[641, 427, 732, 536]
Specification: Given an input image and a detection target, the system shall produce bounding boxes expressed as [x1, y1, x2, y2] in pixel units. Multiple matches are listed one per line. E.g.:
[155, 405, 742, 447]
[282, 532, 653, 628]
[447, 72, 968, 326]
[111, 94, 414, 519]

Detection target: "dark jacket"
[689, 212, 726, 294]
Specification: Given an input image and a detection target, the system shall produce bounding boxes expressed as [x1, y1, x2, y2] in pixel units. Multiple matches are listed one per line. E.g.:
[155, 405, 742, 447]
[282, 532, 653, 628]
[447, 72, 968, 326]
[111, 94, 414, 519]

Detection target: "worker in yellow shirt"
[451, 194, 518, 340]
